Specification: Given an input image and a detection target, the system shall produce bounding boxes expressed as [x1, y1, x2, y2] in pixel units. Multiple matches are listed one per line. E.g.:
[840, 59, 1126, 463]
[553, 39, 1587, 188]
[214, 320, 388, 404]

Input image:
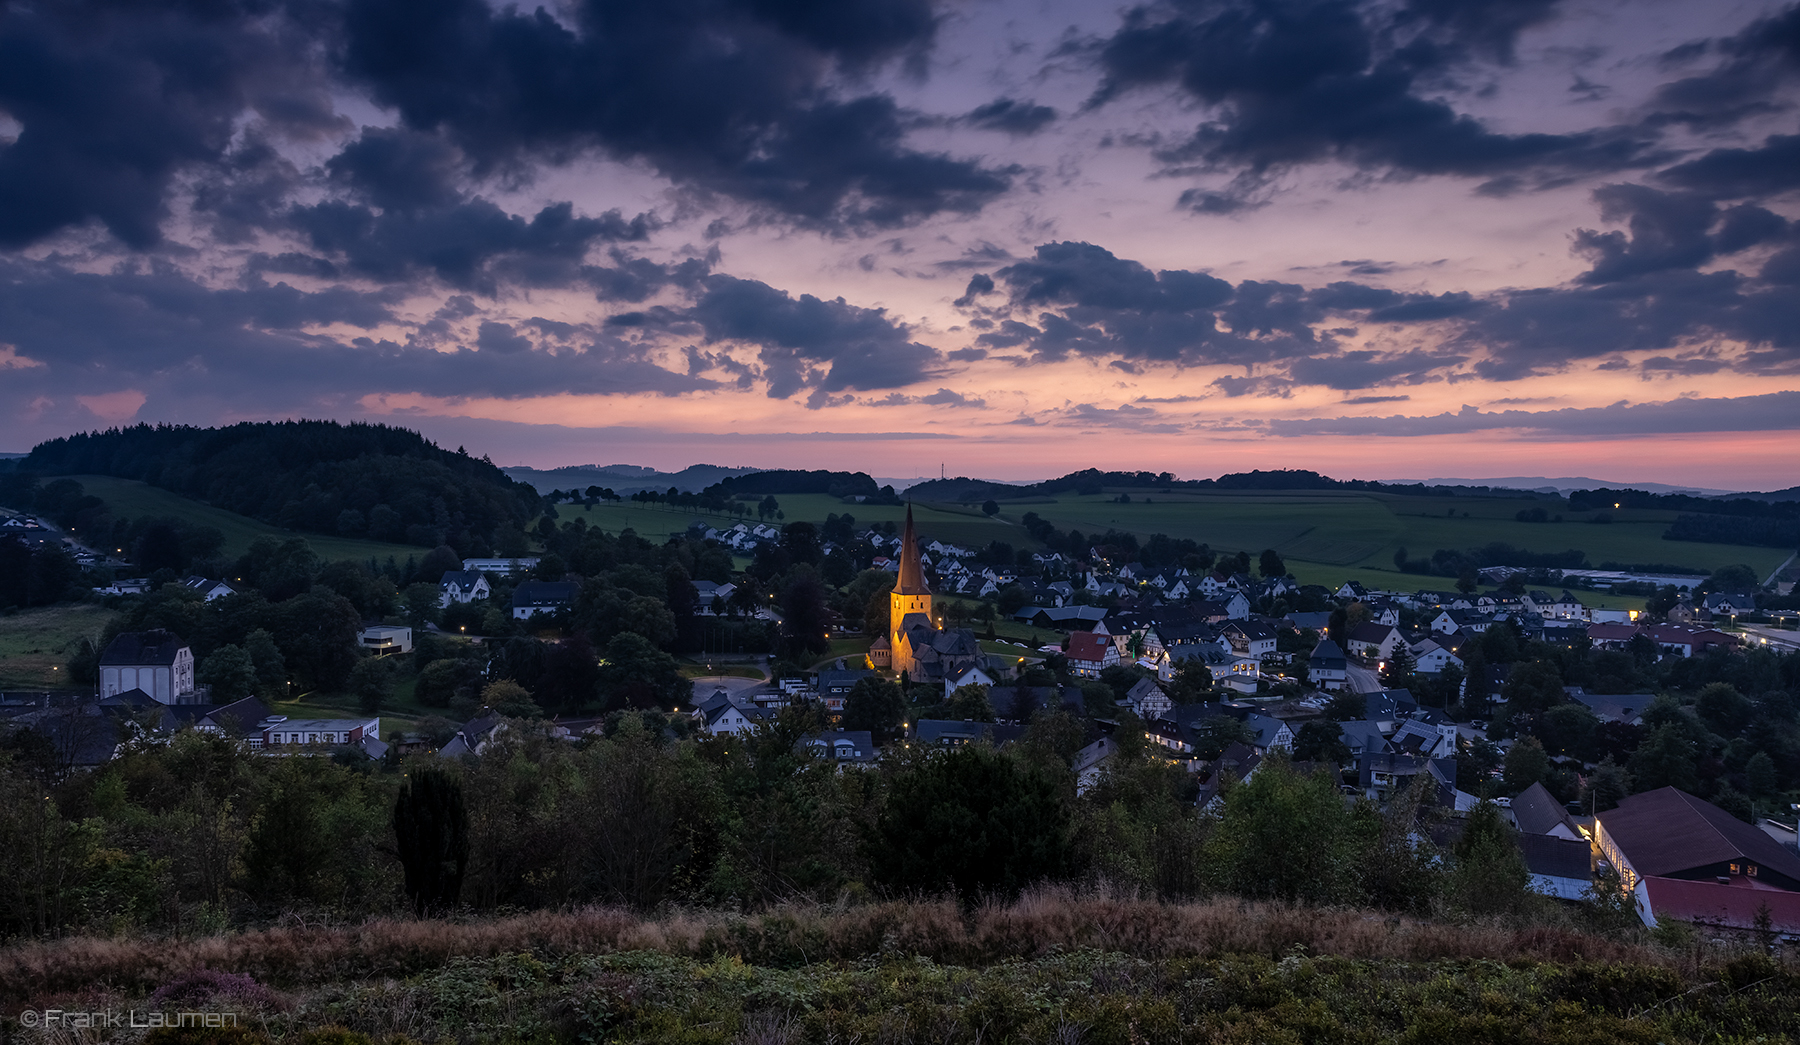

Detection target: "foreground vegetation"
[2, 895, 1796, 1044]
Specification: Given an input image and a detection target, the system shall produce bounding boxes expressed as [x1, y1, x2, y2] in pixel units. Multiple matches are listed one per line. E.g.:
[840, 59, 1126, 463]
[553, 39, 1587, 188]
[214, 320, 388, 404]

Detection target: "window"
[1748, 865, 1759, 877]
[1730, 862, 1741, 874]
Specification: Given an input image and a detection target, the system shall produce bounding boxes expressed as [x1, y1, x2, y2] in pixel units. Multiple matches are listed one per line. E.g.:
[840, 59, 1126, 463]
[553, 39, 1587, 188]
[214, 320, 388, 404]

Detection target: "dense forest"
[18, 422, 541, 553]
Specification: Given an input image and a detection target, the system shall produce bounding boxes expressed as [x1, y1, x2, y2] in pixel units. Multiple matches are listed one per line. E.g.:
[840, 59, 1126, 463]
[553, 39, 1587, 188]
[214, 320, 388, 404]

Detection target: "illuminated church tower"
[888, 505, 933, 676]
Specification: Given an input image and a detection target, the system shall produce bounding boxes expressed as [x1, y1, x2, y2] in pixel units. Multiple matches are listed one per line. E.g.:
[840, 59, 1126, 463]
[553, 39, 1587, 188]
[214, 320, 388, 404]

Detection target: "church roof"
[893, 504, 929, 595]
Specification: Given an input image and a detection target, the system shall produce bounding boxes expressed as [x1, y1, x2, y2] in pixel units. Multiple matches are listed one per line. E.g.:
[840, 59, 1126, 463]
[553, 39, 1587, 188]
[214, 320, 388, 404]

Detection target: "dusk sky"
[2, 0, 1799, 489]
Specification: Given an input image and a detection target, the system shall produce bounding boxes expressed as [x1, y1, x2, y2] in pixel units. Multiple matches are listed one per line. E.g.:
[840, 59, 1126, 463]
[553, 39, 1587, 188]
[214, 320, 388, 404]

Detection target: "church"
[869, 506, 985, 684]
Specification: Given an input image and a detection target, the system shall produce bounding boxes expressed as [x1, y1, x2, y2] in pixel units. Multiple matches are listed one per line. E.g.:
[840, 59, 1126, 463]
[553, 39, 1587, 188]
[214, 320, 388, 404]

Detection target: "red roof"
[1641, 876, 1800, 932]
[1586, 623, 1641, 642]
[1066, 632, 1114, 664]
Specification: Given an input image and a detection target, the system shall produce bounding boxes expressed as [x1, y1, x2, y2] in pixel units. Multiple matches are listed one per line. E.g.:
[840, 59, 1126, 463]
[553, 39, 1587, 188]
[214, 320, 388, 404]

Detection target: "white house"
[99, 630, 197, 705]
[439, 570, 491, 607]
[359, 624, 414, 656]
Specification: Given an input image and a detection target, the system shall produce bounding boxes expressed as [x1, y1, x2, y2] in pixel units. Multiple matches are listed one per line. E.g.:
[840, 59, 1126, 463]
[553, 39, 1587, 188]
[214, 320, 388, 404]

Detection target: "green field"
[539, 486, 1776, 607]
[60, 474, 430, 564]
[0, 602, 117, 688]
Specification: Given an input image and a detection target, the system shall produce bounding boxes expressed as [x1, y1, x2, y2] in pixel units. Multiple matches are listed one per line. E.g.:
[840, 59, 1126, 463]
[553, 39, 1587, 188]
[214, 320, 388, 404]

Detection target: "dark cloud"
[289, 198, 656, 292]
[336, 0, 1013, 230]
[1643, 4, 1800, 128]
[685, 275, 942, 400]
[953, 272, 995, 307]
[0, 0, 333, 248]
[965, 97, 1058, 136]
[1657, 132, 1800, 199]
[1091, 0, 1656, 199]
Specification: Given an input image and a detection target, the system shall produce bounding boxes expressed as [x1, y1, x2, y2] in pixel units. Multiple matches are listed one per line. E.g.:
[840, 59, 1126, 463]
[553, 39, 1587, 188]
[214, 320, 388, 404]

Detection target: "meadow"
[2, 892, 1792, 1044]
[548, 485, 1791, 611]
[61, 474, 428, 564]
[0, 602, 116, 689]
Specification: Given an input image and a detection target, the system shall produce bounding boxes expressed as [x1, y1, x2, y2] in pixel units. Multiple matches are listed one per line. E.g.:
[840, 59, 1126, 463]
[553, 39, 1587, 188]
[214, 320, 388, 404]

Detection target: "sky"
[2, 0, 1799, 490]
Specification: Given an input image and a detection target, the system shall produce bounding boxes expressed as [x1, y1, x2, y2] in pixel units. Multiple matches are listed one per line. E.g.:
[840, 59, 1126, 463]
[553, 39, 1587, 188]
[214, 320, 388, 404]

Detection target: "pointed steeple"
[894, 504, 929, 595]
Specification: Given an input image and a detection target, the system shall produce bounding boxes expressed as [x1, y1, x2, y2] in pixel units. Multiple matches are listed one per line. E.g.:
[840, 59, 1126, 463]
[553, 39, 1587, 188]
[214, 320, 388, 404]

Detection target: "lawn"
[268, 685, 431, 739]
[60, 474, 428, 564]
[0, 602, 117, 689]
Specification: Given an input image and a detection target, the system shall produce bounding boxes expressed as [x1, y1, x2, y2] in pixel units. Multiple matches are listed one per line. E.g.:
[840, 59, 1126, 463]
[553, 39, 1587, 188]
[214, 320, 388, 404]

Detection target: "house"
[943, 663, 999, 699]
[1345, 622, 1404, 662]
[440, 712, 506, 756]
[1123, 677, 1172, 719]
[1643, 624, 1738, 659]
[1586, 622, 1643, 649]
[1073, 735, 1121, 794]
[1364, 599, 1402, 627]
[461, 557, 540, 574]
[359, 625, 413, 656]
[255, 714, 379, 751]
[1066, 631, 1121, 678]
[1564, 688, 1652, 726]
[1595, 786, 1800, 893]
[511, 580, 578, 619]
[1285, 611, 1333, 633]
[1633, 875, 1800, 933]
[99, 630, 198, 705]
[914, 719, 1028, 748]
[1430, 609, 1489, 635]
[816, 667, 872, 711]
[1307, 638, 1348, 690]
[1520, 833, 1595, 900]
[439, 570, 491, 607]
[1511, 782, 1583, 841]
[180, 576, 239, 601]
[1702, 591, 1757, 618]
[1357, 751, 1457, 805]
[1389, 717, 1457, 759]
[802, 730, 878, 766]
[1221, 620, 1279, 661]
[697, 695, 769, 736]
[693, 580, 738, 614]
[1409, 638, 1464, 676]
[1336, 581, 1370, 600]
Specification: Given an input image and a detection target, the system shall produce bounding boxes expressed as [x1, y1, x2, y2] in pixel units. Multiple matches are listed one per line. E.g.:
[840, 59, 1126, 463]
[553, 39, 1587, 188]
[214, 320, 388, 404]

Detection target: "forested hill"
[21, 421, 540, 553]
[704, 469, 899, 501]
[906, 468, 1519, 502]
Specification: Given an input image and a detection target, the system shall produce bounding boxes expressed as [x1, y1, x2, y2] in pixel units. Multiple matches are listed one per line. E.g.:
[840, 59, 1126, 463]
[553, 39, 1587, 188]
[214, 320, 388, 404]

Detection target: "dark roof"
[913, 719, 1027, 746]
[99, 630, 187, 667]
[1602, 787, 1800, 884]
[1520, 833, 1592, 882]
[1348, 622, 1396, 644]
[894, 505, 929, 595]
[1308, 638, 1347, 666]
[512, 580, 578, 607]
[1511, 781, 1579, 837]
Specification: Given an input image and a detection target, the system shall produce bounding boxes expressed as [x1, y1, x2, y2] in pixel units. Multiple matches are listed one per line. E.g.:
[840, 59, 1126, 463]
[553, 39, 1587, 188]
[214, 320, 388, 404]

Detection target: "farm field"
[0, 602, 116, 689]
[57, 474, 429, 564]
[542, 487, 1777, 606]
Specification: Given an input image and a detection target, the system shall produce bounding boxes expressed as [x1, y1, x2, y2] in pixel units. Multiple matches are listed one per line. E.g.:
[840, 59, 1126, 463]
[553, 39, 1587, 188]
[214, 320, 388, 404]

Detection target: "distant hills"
[1385, 475, 1741, 496]
[503, 463, 759, 495]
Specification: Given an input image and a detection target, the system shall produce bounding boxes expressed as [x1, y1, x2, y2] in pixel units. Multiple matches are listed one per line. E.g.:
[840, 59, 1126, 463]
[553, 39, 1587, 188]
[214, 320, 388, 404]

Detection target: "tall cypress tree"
[393, 768, 468, 916]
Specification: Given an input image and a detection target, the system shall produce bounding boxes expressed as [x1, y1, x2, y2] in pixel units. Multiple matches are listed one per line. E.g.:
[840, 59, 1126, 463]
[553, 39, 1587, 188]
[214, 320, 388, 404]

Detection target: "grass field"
[59, 474, 428, 564]
[539, 488, 1774, 610]
[0, 602, 117, 689]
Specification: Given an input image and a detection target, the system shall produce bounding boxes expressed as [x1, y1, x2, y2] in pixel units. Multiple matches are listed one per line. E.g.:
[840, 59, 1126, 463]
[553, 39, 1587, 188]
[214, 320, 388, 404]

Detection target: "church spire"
[894, 504, 929, 595]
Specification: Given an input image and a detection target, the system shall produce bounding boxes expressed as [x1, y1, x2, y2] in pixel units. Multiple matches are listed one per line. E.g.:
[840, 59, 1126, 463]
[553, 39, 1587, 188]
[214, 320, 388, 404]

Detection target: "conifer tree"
[393, 768, 468, 916]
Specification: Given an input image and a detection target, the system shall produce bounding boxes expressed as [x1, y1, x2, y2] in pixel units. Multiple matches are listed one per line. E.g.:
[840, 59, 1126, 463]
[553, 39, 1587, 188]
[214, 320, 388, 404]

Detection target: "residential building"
[439, 570, 491, 607]
[99, 630, 197, 705]
[511, 580, 578, 619]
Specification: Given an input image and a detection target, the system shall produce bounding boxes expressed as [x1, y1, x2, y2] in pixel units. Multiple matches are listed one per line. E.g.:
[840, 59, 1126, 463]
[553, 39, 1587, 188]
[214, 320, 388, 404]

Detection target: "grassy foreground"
[4, 893, 1795, 1043]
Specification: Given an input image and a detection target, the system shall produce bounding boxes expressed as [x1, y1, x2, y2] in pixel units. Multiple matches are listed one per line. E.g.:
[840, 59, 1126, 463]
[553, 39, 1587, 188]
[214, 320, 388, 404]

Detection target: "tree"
[1203, 757, 1368, 906]
[1456, 569, 1478, 595]
[1292, 720, 1351, 766]
[598, 632, 690, 711]
[778, 571, 831, 662]
[197, 645, 257, 703]
[1746, 750, 1778, 796]
[1582, 757, 1631, 813]
[1166, 658, 1213, 703]
[1325, 690, 1366, 721]
[1696, 682, 1753, 735]
[1380, 643, 1416, 691]
[1449, 800, 1530, 915]
[867, 745, 1071, 900]
[1258, 548, 1285, 578]
[1538, 702, 1599, 759]
[1191, 715, 1255, 759]
[1630, 723, 1698, 793]
[944, 684, 996, 722]
[982, 499, 1000, 516]
[393, 768, 468, 916]
[481, 679, 542, 719]
[843, 676, 906, 745]
[1502, 736, 1549, 794]
[243, 628, 286, 691]
[349, 656, 396, 714]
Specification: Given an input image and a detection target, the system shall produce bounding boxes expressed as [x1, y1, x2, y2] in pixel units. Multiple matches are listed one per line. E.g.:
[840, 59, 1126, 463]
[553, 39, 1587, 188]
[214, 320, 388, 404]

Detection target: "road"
[1346, 663, 1383, 694]
[1738, 624, 1800, 652]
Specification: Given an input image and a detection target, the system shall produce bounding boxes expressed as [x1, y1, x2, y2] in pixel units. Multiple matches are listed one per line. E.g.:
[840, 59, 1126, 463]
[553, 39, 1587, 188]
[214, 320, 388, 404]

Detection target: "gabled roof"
[1066, 631, 1114, 663]
[100, 630, 188, 667]
[1347, 621, 1397, 644]
[1602, 787, 1800, 884]
[1511, 781, 1580, 837]
[1520, 833, 1592, 882]
[512, 580, 578, 607]
[1308, 638, 1347, 665]
[440, 570, 487, 589]
[893, 505, 929, 595]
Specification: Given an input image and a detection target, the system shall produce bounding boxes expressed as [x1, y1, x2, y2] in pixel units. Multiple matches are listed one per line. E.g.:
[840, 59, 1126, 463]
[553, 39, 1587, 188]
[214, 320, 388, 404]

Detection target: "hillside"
[64, 474, 428, 563]
[21, 421, 540, 553]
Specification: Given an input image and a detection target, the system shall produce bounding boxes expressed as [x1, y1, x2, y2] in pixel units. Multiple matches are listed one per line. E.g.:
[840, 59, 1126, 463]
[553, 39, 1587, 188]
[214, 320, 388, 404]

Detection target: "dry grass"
[0, 888, 1666, 1000]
